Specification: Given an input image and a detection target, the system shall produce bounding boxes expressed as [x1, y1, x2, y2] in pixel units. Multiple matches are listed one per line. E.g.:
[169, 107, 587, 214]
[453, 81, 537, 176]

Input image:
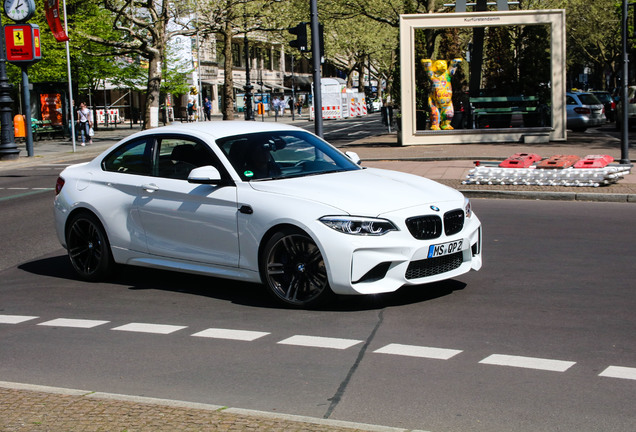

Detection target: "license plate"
[428, 240, 463, 258]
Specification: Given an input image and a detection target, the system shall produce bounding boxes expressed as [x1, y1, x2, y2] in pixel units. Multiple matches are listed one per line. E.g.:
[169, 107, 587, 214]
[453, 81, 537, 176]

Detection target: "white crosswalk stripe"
[111, 323, 187, 334]
[479, 354, 576, 372]
[278, 335, 363, 350]
[38, 318, 109, 329]
[192, 328, 270, 341]
[374, 343, 462, 360]
[599, 366, 636, 381]
[0, 315, 38, 324]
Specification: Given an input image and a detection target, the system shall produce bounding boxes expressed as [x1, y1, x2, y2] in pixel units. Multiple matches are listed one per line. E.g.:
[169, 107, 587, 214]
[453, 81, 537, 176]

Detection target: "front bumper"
[318, 208, 482, 296]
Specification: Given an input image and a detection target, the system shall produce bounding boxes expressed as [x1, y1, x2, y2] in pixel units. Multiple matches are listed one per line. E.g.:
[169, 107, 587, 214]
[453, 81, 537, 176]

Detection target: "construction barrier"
[96, 108, 121, 124]
[574, 154, 614, 169]
[499, 153, 541, 168]
[464, 153, 631, 187]
[536, 155, 580, 169]
[310, 105, 342, 120]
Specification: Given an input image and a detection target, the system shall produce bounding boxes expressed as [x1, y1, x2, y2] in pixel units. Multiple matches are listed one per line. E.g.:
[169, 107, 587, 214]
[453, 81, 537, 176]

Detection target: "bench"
[470, 96, 543, 128]
[32, 120, 65, 140]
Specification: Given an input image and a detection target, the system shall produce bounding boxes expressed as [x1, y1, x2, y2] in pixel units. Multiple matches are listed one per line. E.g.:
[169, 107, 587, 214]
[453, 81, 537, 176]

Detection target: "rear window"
[592, 93, 611, 103]
[577, 94, 601, 105]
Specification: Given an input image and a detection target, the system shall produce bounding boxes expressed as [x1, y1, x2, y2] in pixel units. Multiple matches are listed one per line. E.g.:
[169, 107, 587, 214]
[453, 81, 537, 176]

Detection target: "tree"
[79, 0, 197, 128]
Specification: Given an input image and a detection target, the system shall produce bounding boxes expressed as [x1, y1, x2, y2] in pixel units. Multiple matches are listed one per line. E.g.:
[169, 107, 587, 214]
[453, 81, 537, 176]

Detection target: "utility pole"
[620, 0, 631, 164]
[243, 1, 254, 121]
[310, 0, 323, 137]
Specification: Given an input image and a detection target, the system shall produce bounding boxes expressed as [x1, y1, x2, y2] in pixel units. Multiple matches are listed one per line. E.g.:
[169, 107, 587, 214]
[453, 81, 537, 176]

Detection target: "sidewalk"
[1, 114, 635, 201]
[1, 381, 418, 432]
[2, 114, 634, 202]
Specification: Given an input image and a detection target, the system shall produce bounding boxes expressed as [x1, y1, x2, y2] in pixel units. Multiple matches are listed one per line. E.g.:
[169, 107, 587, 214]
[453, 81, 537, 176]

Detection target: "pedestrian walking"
[187, 87, 198, 122]
[203, 97, 212, 121]
[296, 97, 303, 115]
[288, 97, 294, 114]
[273, 97, 280, 121]
[76, 102, 93, 146]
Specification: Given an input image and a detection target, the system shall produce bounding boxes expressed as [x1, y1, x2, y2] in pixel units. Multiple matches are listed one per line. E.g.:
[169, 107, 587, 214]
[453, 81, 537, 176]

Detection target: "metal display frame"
[399, 10, 566, 145]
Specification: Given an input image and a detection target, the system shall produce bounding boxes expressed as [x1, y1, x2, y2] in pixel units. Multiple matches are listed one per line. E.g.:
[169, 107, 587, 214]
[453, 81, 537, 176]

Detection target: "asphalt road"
[1, 162, 635, 431]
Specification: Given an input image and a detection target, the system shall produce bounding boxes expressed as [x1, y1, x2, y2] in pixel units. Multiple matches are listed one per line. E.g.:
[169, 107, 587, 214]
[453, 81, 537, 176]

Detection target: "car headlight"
[320, 216, 397, 236]
[464, 198, 472, 218]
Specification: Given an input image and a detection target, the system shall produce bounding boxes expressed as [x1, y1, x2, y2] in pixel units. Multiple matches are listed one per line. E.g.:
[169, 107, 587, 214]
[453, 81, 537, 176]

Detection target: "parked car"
[566, 91, 606, 132]
[54, 122, 482, 307]
[615, 86, 636, 130]
[366, 98, 382, 112]
[590, 90, 615, 122]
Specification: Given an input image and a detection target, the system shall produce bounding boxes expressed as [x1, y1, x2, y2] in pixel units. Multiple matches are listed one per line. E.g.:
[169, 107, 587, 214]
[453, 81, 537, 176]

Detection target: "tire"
[65, 212, 114, 281]
[260, 228, 331, 307]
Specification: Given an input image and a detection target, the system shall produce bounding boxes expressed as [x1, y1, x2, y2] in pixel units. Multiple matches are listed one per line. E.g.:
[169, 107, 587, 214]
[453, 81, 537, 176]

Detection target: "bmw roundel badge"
[430, 205, 440, 212]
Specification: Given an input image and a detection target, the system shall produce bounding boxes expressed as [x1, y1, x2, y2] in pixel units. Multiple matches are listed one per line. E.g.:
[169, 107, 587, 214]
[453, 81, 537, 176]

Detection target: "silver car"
[566, 91, 606, 132]
[615, 85, 636, 130]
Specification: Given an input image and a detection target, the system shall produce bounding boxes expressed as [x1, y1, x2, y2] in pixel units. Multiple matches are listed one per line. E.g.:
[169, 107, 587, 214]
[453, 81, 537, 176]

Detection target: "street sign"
[4, 23, 42, 64]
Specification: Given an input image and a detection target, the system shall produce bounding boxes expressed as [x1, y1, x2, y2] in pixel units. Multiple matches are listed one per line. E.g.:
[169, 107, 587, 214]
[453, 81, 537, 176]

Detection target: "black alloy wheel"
[261, 228, 331, 307]
[66, 212, 113, 281]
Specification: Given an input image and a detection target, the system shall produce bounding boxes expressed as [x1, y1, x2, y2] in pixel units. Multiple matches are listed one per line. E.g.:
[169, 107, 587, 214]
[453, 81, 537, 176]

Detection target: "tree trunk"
[143, 52, 162, 129]
[222, 21, 235, 120]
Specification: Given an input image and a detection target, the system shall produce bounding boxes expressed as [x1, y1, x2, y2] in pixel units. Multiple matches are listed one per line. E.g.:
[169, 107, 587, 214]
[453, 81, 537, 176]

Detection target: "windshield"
[216, 130, 361, 181]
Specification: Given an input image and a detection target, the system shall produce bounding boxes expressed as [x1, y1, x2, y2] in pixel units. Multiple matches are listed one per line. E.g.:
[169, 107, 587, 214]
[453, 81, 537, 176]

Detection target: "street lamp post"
[0, 15, 19, 160]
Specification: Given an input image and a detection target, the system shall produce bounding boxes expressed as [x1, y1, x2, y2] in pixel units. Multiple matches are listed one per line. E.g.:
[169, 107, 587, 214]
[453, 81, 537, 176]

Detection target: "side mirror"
[345, 151, 361, 165]
[188, 165, 223, 184]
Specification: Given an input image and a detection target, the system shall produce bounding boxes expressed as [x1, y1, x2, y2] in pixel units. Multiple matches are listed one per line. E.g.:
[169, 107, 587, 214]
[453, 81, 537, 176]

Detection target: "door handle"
[141, 183, 159, 193]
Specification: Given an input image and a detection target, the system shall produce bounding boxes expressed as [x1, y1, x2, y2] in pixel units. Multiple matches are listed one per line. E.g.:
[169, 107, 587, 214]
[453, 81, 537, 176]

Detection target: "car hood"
[248, 167, 463, 216]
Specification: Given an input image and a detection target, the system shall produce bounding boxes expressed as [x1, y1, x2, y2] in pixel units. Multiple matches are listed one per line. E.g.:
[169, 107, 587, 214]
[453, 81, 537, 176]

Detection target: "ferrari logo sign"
[12, 29, 25, 46]
[4, 24, 42, 64]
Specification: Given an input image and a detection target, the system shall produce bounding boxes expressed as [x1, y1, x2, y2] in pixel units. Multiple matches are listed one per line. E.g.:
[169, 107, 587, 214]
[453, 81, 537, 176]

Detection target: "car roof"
[125, 121, 307, 142]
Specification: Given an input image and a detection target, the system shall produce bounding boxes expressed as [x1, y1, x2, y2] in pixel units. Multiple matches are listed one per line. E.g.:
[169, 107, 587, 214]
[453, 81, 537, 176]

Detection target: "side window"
[157, 137, 218, 180]
[566, 96, 576, 105]
[102, 138, 153, 175]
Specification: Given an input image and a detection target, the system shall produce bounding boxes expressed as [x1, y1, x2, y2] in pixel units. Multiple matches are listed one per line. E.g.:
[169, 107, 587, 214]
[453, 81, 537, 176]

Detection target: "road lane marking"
[38, 318, 109, 329]
[0, 315, 39, 324]
[192, 328, 270, 341]
[373, 343, 462, 360]
[277, 335, 363, 350]
[112, 323, 187, 334]
[479, 354, 575, 372]
[599, 366, 636, 381]
[0, 188, 54, 202]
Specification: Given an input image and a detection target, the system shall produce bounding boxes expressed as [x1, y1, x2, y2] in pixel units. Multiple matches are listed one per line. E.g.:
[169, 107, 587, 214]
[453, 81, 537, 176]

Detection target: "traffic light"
[289, 22, 308, 52]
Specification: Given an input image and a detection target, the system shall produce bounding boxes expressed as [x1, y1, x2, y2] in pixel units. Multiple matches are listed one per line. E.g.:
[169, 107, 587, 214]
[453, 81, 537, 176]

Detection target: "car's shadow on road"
[19, 255, 465, 312]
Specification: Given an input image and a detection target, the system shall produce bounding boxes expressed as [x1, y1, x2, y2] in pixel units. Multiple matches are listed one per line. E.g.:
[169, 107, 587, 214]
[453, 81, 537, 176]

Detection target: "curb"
[460, 189, 636, 202]
[0, 381, 428, 432]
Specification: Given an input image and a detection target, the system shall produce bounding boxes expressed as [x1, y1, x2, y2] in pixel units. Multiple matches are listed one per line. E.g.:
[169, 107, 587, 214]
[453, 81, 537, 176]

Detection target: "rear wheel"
[261, 228, 331, 307]
[66, 212, 113, 281]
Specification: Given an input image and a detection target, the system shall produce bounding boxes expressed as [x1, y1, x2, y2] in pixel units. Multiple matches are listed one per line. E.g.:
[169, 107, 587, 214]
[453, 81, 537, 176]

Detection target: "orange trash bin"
[13, 114, 25, 138]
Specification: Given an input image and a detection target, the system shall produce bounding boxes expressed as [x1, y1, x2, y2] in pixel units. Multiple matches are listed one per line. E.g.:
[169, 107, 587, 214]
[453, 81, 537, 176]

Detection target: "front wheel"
[65, 212, 114, 281]
[260, 228, 331, 307]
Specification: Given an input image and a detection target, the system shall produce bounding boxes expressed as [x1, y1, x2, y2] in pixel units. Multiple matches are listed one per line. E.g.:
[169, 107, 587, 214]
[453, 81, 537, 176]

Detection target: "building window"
[273, 49, 281, 71]
[262, 47, 271, 70]
[232, 43, 243, 67]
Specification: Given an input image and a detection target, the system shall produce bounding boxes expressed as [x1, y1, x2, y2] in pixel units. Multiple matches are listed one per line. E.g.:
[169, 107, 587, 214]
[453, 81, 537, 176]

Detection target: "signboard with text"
[4, 24, 42, 64]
